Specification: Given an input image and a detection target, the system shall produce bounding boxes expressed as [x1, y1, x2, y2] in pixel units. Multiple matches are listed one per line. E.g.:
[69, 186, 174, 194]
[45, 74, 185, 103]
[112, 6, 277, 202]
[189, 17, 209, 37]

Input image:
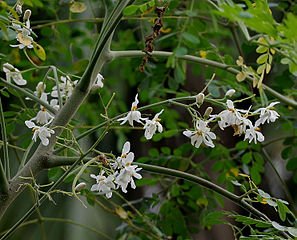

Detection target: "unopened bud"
[36, 82, 46, 93]
[23, 9, 31, 21]
[225, 89, 236, 98]
[196, 93, 205, 106]
[3, 63, 15, 71]
[204, 107, 213, 119]
[74, 182, 86, 192]
[16, 4, 22, 15]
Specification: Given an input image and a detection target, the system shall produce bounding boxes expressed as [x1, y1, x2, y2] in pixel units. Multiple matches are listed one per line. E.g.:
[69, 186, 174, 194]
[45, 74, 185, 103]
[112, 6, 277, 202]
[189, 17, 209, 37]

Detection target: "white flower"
[16, 4, 23, 15]
[217, 100, 246, 130]
[111, 141, 133, 170]
[3, 63, 27, 85]
[115, 165, 142, 193]
[117, 94, 147, 126]
[30, 94, 59, 125]
[93, 73, 104, 88]
[90, 171, 116, 198]
[225, 89, 236, 97]
[10, 28, 33, 49]
[183, 120, 216, 148]
[244, 125, 265, 144]
[25, 120, 55, 146]
[143, 110, 164, 140]
[51, 76, 78, 99]
[113, 141, 142, 193]
[254, 102, 280, 126]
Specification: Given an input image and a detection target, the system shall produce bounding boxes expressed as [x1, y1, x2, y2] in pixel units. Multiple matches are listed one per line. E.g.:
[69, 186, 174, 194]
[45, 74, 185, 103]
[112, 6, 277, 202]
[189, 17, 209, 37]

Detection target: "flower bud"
[16, 4, 22, 15]
[225, 89, 236, 98]
[23, 9, 31, 21]
[196, 93, 205, 106]
[204, 107, 213, 119]
[3, 63, 15, 71]
[36, 82, 46, 93]
[74, 182, 86, 192]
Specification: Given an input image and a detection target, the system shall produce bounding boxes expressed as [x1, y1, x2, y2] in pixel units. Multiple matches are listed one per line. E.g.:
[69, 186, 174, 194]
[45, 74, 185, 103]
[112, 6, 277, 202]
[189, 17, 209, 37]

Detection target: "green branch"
[109, 50, 297, 108]
[46, 156, 269, 221]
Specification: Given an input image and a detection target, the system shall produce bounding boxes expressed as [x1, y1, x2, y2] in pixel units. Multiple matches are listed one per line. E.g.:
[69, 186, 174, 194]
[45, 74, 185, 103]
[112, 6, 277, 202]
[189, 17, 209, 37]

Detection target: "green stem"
[136, 163, 270, 221]
[0, 217, 112, 240]
[261, 148, 297, 214]
[0, 97, 9, 179]
[109, 50, 297, 108]
[0, 77, 57, 114]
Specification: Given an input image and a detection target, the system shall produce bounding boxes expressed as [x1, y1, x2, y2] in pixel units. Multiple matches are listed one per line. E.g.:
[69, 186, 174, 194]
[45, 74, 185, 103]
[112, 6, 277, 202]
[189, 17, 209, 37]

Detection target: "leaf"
[202, 211, 226, 228]
[271, 221, 286, 231]
[123, 5, 139, 16]
[286, 157, 297, 171]
[250, 165, 261, 184]
[242, 152, 252, 164]
[287, 227, 297, 237]
[256, 54, 268, 64]
[277, 200, 288, 221]
[256, 45, 268, 54]
[70, 1, 87, 13]
[48, 167, 63, 181]
[182, 32, 200, 44]
[174, 47, 188, 57]
[280, 58, 290, 65]
[33, 42, 46, 61]
[139, 4, 147, 13]
[258, 189, 271, 199]
[256, 64, 266, 74]
[234, 215, 271, 228]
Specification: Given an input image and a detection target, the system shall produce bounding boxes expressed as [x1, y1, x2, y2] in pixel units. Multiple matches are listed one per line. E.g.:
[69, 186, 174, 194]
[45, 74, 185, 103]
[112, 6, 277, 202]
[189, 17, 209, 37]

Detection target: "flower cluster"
[10, 7, 35, 49]
[24, 75, 78, 146]
[183, 96, 280, 149]
[117, 94, 164, 140]
[90, 141, 142, 198]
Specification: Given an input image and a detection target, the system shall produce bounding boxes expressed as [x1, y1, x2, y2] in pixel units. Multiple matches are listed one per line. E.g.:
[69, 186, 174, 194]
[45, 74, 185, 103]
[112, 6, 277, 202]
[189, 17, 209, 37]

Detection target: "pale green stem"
[46, 156, 271, 222]
[109, 50, 297, 108]
[0, 97, 9, 179]
[0, 217, 113, 240]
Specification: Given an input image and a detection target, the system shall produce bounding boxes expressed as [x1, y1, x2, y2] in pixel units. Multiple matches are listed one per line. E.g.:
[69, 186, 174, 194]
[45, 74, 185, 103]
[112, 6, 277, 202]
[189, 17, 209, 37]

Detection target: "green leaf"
[33, 42, 46, 61]
[182, 32, 200, 44]
[139, 4, 147, 13]
[242, 152, 253, 164]
[70, 1, 87, 13]
[136, 177, 159, 187]
[250, 165, 261, 184]
[286, 157, 297, 171]
[277, 200, 288, 221]
[256, 45, 268, 54]
[235, 141, 249, 150]
[256, 54, 268, 64]
[48, 167, 63, 182]
[202, 211, 226, 228]
[233, 215, 271, 228]
[174, 47, 188, 57]
[123, 5, 139, 16]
